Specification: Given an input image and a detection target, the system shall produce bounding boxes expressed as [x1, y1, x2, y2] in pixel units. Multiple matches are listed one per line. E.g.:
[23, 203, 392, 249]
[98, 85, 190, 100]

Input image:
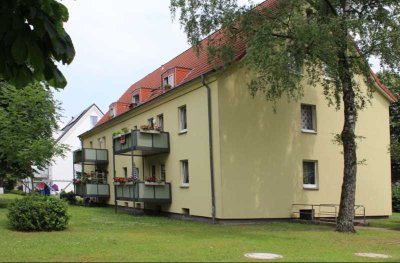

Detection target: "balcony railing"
[75, 183, 110, 198]
[73, 148, 108, 164]
[114, 182, 171, 204]
[113, 130, 170, 156]
[74, 172, 109, 198]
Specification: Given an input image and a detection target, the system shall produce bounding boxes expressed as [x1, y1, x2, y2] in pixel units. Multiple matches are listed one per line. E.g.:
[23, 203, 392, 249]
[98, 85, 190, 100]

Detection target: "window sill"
[178, 129, 188, 135]
[301, 129, 317, 134]
[180, 185, 189, 188]
[303, 185, 318, 190]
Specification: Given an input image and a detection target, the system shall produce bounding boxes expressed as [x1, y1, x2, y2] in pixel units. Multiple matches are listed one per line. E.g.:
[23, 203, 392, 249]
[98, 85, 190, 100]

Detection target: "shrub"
[393, 183, 400, 212]
[9, 189, 26, 196]
[60, 190, 76, 205]
[7, 195, 69, 231]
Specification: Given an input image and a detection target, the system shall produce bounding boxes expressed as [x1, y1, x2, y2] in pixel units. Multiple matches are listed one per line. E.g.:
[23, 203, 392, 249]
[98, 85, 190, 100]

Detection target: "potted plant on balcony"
[113, 177, 126, 185]
[164, 84, 172, 91]
[144, 176, 165, 186]
[73, 179, 82, 185]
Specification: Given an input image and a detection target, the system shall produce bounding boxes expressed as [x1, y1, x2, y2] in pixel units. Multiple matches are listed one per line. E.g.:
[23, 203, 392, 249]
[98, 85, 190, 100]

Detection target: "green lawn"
[0, 196, 399, 262]
[369, 213, 400, 231]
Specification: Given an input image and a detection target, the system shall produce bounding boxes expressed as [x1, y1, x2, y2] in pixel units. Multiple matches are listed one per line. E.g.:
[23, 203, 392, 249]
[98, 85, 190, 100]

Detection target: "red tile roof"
[96, 0, 396, 127]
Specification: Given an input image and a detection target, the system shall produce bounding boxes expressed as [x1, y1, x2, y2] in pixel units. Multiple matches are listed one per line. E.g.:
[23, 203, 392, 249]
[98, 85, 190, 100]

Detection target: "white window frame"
[132, 94, 140, 106]
[301, 104, 317, 133]
[148, 117, 154, 129]
[178, 105, 187, 133]
[180, 160, 189, 187]
[110, 107, 115, 118]
[303, 160, 318, 189]
[163, 74, 174, 88]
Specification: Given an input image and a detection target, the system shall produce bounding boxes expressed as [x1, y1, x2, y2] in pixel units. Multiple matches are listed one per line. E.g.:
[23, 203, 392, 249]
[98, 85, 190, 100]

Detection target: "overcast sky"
[56, 0, 192, 122]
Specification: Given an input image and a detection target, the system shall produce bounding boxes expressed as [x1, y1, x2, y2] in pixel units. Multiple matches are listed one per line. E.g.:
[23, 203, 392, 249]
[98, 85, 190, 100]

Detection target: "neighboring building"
[75, 15, 395, 221]
[25, 104, 103, 194]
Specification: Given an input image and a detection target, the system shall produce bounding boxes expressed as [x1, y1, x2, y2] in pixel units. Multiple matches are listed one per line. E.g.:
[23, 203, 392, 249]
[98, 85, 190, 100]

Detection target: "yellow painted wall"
[81, 80, 220, 218]
[216, 65, 392, 219]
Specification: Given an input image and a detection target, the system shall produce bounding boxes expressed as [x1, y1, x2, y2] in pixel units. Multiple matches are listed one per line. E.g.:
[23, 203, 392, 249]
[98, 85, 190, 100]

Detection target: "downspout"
[201, 74, 216, 224]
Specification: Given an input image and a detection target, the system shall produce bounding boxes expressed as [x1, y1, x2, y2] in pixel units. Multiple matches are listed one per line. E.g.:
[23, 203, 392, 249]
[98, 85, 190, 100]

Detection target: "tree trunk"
[336, 48, 357, 233]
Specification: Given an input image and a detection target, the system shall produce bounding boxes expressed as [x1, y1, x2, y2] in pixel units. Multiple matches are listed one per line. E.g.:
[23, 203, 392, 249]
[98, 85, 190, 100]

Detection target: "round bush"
[7, 195, 69, 231]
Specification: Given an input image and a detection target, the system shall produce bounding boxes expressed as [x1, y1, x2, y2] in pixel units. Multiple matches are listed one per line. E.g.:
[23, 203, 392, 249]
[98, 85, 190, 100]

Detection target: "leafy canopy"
[0, 0, 75, 89]
[0, 81, 68, 179]
[171, 0, 400, 107]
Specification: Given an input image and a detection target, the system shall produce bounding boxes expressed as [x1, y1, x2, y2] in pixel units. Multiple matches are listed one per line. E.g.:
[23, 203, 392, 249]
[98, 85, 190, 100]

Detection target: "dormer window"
[163, 74, 174, 89]
[109, 107, 115, 118]
[132, 94, 140, 106]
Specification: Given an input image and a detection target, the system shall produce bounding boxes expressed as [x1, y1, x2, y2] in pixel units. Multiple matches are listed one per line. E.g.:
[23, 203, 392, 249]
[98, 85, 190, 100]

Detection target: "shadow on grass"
[368, 213, 400, 231]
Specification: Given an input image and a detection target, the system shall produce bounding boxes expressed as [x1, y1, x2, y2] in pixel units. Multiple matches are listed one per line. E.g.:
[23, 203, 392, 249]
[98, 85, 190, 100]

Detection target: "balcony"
[113, 130, 169, 156]
[75, 184, 110, 198]
[73, 148, 108, 164]
[114, 182, 171, 204]
[74, 172, 110, 198]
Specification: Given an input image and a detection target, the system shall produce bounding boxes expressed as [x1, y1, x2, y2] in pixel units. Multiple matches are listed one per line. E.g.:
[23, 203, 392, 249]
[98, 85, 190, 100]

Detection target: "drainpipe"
[201, 74, 216, 224]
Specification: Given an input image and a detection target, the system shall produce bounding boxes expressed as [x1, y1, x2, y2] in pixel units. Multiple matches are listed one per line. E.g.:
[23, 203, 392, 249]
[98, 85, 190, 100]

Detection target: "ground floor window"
[180, 160, 189, 187]
[303, 160, 318, 189]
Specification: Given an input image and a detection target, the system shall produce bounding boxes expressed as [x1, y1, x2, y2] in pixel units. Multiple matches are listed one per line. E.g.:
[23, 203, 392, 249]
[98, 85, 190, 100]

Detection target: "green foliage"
[393, 183, 400, 212]
[7, 195, 69, 231]
[171, 0, 400, 106]
[60, 190, 76, 205]
[0, 82, 68, 179]
[0, 0, 75, 88]
[378, 71, 400, 182]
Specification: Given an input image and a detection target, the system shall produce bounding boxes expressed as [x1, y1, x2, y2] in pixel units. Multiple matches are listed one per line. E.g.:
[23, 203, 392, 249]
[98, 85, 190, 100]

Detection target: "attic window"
[132, 94, 140, 106]
[110, 107, 115, 118]
[163, 74, 174, 88]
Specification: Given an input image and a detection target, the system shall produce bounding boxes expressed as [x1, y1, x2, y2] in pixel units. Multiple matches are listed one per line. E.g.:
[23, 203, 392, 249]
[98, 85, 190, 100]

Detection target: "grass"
[369, 213, 400, 231]
[0, 197, 399, 262]
[0, 193, 22, 208]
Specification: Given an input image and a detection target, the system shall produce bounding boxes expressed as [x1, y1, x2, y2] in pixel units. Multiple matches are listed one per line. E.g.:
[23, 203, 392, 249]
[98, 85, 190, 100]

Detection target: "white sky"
[56, 0, 191, 121]
[56, 0, 261, 122]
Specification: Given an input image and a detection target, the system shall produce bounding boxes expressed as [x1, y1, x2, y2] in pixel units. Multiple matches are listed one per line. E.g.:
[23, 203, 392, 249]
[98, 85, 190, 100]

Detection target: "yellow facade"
[80, 64, 392, 219]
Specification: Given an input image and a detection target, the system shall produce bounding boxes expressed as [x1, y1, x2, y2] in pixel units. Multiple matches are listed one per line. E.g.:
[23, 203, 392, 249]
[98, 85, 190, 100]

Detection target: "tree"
[0, 81, 67, 185]
[170, 0, 400, 232]
[378, 71, 400, 183]
[0, 0, 75, 89]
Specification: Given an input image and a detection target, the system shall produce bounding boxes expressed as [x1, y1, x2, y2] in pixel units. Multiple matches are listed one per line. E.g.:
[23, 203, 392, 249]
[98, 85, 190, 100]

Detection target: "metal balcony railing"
[113, 130, 170, 156]
[73, 148, 108, 164]
[114, 181, 171, 204]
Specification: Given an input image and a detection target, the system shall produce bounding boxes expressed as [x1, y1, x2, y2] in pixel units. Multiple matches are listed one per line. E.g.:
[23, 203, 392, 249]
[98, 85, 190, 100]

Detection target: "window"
[179, 106, 187, 133]
[301, 104, 317, 132]
[160, 164, 166, 181]
[148, 118, 154, 129]
[123, 167, 128, 179]
[90, 116, 98, 127]
[151, 165, 156, 178]
[89, 141, 93, 148]
[322, 63, 332, 80]
[157, 114, 164, 131]
[110, 107, 115, 118]
[303, 161, 318, 189]
[98, 136, 106, 149]
[163, 74, 174, 88]
[180, 160, 189, 187]
[132, 94, 140, 106]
